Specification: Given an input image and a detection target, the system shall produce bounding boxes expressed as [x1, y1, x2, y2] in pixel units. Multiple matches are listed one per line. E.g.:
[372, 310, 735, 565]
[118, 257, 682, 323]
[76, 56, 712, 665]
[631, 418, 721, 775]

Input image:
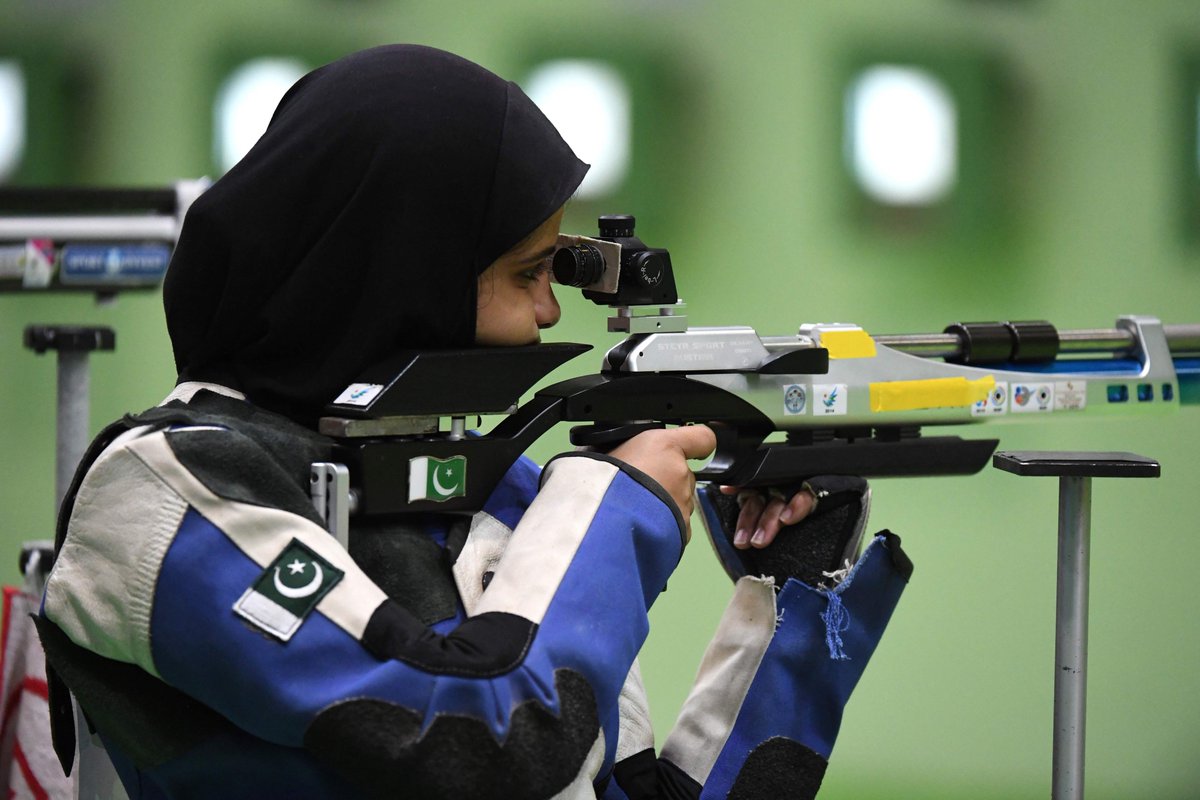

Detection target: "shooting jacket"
[38, 384, 909, 799]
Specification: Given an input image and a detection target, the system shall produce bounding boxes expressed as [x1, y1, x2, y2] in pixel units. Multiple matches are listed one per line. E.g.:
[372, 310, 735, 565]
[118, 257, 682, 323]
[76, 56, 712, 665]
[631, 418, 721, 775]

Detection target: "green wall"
[2, 1, 1198, 797]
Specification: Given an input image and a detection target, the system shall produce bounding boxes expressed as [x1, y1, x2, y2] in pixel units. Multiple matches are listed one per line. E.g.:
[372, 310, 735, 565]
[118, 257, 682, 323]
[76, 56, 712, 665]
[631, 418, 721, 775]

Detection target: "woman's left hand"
[718, 485, 818, 550]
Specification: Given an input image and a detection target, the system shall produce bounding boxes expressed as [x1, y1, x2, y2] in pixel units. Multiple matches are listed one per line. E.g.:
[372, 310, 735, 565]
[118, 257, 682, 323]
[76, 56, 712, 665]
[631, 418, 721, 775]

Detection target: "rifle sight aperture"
[552, 242, 606, 287]
[552, 214, 679, 308]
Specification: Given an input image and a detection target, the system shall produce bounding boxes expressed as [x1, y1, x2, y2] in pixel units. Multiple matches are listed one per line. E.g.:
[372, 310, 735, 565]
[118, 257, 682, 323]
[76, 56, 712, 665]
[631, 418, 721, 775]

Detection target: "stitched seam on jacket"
[124, 431, 387, 641]
[124, 451, 189, 676]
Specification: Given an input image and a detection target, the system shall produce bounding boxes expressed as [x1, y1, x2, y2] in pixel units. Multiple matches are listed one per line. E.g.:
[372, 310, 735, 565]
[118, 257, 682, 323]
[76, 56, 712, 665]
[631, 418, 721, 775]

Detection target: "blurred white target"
[847, 65, 958, 205]
[0, 61, 27, 182]
[214, 57, 309, 172]
[525, 60, 632, 199]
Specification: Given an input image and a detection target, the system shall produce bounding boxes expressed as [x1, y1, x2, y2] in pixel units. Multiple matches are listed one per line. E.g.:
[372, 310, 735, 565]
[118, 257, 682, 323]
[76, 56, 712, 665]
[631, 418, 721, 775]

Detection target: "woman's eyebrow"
[517, 243, 558, 265]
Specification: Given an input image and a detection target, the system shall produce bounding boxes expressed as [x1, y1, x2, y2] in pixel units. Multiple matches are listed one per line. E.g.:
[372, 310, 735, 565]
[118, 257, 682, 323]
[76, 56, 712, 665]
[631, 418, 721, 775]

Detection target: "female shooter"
[36, 44, 911, 799]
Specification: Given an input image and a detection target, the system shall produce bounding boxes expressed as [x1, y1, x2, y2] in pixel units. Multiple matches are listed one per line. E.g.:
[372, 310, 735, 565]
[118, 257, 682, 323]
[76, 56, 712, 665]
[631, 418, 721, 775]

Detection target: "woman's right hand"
[608, 425, 717, 542]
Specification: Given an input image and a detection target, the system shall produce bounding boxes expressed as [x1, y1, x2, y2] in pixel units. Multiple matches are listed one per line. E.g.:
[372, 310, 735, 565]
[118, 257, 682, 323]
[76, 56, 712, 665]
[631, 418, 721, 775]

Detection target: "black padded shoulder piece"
[304, 668, 598, 800]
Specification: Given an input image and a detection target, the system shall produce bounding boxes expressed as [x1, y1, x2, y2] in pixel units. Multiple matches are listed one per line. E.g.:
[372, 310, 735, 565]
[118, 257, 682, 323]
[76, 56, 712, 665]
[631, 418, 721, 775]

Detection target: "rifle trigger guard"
[699, 422, 770, 486]
[568, 421, 666, 452]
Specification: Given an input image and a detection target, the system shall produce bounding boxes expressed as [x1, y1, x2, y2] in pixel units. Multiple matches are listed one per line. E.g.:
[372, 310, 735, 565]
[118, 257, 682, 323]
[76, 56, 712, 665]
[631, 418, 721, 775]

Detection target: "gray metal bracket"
[310, 462, 352, 549]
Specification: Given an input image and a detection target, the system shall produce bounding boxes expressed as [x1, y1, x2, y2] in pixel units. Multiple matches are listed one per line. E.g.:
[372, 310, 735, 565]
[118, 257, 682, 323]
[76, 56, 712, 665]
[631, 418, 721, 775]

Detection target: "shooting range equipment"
[0, 181, 207, 296]
[4, 181, 205, 800]
[8, 181, 208, 503]
[993, 451, 1160, 800]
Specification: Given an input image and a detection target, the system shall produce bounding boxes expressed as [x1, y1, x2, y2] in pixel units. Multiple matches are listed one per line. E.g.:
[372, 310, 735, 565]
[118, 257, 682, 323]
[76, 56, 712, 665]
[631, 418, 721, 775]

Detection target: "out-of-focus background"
[1, 1, 1197, 797]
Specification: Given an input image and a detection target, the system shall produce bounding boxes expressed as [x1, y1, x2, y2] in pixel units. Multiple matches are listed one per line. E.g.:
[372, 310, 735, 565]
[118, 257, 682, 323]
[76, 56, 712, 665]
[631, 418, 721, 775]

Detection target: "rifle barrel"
[876, 323, 1200, 361]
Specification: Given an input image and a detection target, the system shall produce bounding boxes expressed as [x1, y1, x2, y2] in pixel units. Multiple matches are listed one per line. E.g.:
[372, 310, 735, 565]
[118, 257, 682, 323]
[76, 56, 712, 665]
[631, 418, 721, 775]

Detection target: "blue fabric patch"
[480, 453, 542, 531]
[701, 535, 908, 799]
[697, 485, 747, 583]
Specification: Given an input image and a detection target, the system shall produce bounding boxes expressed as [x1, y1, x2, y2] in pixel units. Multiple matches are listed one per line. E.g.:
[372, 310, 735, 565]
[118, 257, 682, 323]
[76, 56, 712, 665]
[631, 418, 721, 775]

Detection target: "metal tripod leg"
[994, 451, 1160, 800]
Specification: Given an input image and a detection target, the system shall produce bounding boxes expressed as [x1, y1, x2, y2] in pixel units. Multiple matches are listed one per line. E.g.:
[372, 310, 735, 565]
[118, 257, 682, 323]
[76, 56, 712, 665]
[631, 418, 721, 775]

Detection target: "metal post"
[55, 350, 90, 509]
[1054, 475, 1091, 800]
[24, 325, 116, 513]
[993, 451, 1160, 800]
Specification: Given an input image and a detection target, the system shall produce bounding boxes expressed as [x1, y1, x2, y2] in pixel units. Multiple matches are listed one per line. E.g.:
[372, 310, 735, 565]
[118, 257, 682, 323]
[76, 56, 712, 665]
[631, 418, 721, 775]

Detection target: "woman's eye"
[521, 259, 553, 284]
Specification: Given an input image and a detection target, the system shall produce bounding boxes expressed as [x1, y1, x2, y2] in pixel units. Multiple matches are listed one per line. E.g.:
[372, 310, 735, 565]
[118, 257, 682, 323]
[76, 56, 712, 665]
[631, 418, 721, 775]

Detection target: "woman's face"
[475, 207, 565, 346]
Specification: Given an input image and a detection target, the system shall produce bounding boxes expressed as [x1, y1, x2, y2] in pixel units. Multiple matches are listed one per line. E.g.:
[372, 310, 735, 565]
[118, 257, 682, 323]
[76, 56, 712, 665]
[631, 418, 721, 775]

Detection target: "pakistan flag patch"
[233, 538, 344, 642]
[408, 454, 467, 503]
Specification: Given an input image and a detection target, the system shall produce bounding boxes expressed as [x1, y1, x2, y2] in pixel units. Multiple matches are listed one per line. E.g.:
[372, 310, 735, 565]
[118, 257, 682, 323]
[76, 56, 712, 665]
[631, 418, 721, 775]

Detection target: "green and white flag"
[233, 538, 343, 642]
[408, 455, 467, 502]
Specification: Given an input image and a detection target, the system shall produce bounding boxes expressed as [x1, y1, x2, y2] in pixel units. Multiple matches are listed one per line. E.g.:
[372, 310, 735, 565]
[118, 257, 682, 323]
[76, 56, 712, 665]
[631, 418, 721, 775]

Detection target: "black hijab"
[163, 45, 589, 423]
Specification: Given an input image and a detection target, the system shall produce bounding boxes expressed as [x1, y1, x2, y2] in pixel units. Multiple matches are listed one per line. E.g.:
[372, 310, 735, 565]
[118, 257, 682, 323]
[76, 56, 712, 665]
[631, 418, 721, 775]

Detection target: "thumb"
[669, 424, 717, 461]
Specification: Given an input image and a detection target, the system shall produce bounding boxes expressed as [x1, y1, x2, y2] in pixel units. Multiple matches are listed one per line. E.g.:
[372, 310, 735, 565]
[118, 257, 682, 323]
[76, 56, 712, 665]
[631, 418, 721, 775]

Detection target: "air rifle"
[317, 215, 1199, 530]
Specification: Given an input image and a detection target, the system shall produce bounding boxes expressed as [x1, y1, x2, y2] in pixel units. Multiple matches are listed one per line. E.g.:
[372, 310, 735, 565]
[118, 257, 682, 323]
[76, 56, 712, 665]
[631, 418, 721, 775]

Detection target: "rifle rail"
[877, 323, 1200, 360]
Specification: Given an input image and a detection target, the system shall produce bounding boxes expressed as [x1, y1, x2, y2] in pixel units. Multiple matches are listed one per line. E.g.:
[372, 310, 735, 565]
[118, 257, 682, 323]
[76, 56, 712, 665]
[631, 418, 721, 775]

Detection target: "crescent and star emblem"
[273, 561, 324, 599]
[431, 462, 457, 497]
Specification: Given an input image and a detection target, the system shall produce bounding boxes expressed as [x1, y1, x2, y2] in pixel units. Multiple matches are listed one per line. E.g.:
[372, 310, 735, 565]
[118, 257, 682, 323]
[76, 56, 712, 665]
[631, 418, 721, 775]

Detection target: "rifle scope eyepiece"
[553, 243, 607, 287]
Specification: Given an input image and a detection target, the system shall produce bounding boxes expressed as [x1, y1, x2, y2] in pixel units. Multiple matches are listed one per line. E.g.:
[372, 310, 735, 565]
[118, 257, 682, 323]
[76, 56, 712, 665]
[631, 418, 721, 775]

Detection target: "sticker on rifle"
[1054, 380, 1087, 411]
[783, 384, 808, 415]
[233, 538, 344, 642]
[813, 384, 848, 416]
[409, 455, 468, 502]
[333, 383, 384, 407]
[1010, 382, 1054, 413]
[972, 381, 1008, 416]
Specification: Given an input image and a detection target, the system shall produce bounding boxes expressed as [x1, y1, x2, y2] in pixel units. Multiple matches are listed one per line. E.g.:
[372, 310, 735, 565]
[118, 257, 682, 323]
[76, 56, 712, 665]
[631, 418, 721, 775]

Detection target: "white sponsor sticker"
[813, 383, 848, 416]
[333, 383, 384, 407]
[1054, 380, 1087, 411]
[1010, 382, 1054, 413]
[972, 381, 1009, 417]
[783, 384, 808, 415]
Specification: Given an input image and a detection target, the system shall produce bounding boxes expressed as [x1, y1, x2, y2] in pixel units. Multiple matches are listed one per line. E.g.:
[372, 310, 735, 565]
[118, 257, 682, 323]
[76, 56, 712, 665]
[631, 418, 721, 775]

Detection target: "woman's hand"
[718, 485, 818, 549]
[609, 425, 717, 541]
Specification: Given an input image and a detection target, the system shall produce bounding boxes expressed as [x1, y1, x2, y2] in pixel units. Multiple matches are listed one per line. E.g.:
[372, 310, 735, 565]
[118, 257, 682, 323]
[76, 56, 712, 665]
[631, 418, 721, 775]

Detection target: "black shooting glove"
[700, 476, 872, 588]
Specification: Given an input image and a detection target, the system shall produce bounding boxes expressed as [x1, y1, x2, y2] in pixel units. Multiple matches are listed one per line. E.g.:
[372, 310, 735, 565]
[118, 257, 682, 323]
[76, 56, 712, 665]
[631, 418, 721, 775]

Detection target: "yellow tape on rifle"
[820, 329, 877, 359]
[869, 375, 995, 412]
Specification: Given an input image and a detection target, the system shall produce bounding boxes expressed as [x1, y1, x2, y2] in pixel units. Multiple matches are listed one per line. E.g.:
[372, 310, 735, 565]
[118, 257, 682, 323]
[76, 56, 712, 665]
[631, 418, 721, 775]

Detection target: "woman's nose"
[535, 276, 561, 330]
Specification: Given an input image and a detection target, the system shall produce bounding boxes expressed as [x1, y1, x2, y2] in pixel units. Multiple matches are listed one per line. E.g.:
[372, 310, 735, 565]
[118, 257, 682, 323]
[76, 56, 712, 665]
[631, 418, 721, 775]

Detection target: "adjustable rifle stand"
[23, 325, 115, 509]
[24, 324, 127, 800]
[993, 451, 1161, 800]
